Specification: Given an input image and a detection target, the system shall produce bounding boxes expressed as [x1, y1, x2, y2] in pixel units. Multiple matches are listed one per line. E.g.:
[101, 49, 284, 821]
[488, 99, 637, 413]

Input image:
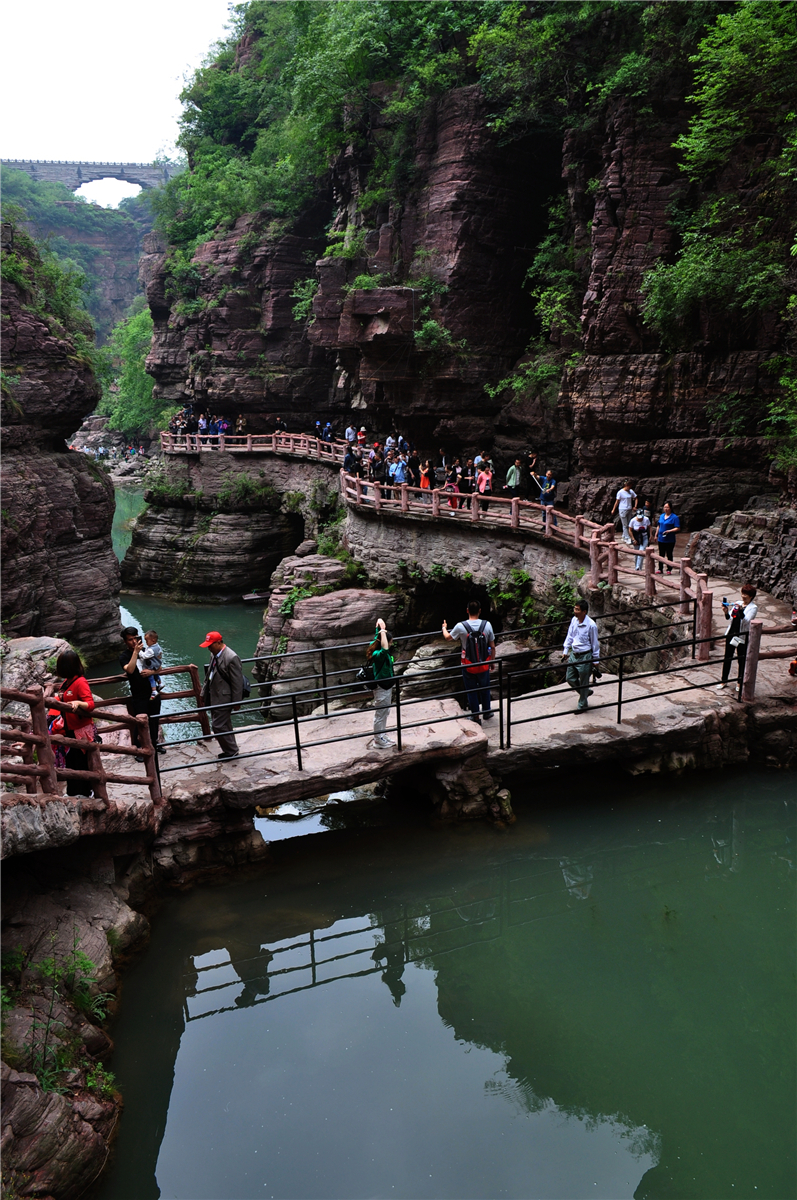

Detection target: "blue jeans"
[634, 533, 648, 570]
[461, 668, 491, 717]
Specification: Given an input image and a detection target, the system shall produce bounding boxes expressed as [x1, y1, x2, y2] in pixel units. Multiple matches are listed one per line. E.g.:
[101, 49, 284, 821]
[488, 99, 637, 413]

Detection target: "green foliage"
[642, 228, 787, 349]
[19, 929, 113, 1094]
[323, 228, 367, 260]
[543, 573, 584, 629]
[525, 197, 583, 343]
[98, 299, 169, 436]
[641, 4, 796, 354]
[216, 473, 278, 510]
[316, 507, 346, 556]
[283, 490, 305, 511]
[763, 358, 797, 470]
[484, 342, 563, 403]
[279, 583, 325, 617]
[472, 1, 723, 139]
[343, 272, 388, 294]
[291, 275, 318, 322]
[674, 1, 797, 181]
[486, 568, 537, 626]
[155, 1, 507, 251]
[1, 166, 151, 338]
[84, 1061, 116, 1099]
[414, 319, 462, 355]
[0, 213, 108, 388]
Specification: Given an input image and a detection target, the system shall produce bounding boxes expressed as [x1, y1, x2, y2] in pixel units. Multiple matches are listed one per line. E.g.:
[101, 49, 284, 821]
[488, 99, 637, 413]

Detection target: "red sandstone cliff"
[1, 268, 121, 660]
[142, 79, 785, 531]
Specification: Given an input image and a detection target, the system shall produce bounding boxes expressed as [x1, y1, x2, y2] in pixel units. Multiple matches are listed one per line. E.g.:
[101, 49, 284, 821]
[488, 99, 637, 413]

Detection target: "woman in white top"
[718, 584, 758, 690]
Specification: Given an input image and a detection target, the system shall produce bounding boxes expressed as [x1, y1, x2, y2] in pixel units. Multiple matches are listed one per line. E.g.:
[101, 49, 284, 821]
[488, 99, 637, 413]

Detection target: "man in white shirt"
[562, 599, 600, 712]
[611, 480, 638, 543]
[345, 424, 357, 445]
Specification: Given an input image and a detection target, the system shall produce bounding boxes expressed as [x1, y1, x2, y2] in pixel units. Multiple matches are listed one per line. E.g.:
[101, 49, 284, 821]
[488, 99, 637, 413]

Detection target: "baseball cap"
[199, 631, 222, 648]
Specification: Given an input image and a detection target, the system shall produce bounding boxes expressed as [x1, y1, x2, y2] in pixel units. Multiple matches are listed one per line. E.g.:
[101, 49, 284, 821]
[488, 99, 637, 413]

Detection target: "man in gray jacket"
[199, 630, 244, 759]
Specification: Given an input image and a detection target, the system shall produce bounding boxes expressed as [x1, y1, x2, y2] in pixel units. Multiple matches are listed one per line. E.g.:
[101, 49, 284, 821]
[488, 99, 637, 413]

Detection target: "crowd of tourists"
[167, 408, 249, 441]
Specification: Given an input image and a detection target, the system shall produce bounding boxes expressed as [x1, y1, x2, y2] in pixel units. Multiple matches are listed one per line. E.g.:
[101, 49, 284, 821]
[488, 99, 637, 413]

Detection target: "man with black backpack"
[442, 601, 496, 723]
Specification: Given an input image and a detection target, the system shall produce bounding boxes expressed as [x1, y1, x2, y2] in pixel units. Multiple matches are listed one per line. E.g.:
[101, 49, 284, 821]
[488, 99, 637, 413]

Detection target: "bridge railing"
[156, 621, 763, 777]
[0, 686, 161, 803]
[161, 430, 348, 464]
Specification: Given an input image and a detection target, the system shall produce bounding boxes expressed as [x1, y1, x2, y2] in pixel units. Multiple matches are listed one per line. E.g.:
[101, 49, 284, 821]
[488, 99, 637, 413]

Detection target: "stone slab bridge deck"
[3, 588, 795, 860]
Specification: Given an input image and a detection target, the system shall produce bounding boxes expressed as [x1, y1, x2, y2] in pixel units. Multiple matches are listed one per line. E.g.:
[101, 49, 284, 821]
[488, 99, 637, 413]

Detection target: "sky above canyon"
[1, 0, 232, 204]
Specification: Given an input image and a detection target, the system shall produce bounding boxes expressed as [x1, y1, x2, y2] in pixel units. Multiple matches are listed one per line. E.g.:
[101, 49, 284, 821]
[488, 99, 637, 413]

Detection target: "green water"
[93, 769, 795, 1200]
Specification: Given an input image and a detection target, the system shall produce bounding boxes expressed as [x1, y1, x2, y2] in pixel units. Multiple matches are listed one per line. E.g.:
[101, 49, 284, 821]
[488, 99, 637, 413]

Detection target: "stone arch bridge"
[1, 159, 170, 190]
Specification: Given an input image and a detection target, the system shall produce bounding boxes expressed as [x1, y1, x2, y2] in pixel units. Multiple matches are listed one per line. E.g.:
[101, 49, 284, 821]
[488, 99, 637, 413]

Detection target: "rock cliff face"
[688, 507, 797, 609]
[142, 213, 335, 427]
[560, 98, 780, 524]
[28, 203, 144, 344]
[1, 278, 121, 660]
[120, 452, 338, 600]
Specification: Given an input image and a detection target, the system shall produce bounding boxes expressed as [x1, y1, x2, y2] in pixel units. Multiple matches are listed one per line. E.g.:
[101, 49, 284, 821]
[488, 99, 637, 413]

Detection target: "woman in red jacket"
[51, 650, 96, 797]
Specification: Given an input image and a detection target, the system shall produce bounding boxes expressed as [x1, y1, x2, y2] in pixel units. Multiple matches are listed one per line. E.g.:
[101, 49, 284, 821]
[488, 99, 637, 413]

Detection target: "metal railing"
[2, 607, 770, 797]
[156, 610, 765, 775]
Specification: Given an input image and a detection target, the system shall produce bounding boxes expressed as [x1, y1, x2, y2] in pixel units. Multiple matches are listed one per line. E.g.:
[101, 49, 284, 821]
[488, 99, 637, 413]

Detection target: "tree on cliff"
[98, 298, 175, 438]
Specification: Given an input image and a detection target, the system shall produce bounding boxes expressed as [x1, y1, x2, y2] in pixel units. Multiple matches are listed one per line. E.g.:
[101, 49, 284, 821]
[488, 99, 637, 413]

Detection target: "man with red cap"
[199, 631, 244, 759]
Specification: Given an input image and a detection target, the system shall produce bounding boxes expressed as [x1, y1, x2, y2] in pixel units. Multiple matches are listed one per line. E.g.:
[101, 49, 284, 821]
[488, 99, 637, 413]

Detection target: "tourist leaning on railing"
[45, 650, 96, 797]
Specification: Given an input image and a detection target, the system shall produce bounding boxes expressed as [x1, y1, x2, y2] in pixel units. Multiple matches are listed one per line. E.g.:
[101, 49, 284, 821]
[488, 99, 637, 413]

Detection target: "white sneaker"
[716, 683, 727, 691]
[376, 736, 395, 748]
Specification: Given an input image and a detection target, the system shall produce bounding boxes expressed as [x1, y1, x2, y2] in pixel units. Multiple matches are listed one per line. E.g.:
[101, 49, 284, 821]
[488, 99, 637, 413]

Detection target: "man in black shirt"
[120, 627, 161, 758]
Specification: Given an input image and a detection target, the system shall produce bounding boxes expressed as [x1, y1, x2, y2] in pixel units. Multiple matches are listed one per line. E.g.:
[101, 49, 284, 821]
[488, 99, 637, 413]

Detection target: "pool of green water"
[92, 768, 795, 1200]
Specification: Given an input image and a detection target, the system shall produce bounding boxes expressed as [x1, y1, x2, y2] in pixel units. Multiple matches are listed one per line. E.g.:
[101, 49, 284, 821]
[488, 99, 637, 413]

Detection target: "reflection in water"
[96, 776, 796, 1200]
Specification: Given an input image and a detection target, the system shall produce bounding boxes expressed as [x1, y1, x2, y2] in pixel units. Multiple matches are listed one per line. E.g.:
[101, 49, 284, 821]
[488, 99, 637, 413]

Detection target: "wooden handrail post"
[432, 489, 441, 517]
[86, 738, 109, 803]
[741, 618, 763, 702]
[28, 686, 57, 795]
[470, 493, 479, 522]
[679, 557, 691, 615]
[136, 715, 162, 803]
[246, 434, 253, 451]
[188, 664, 212, 737]
[607, 541, 618, 585]
[355, 476, 363, 504]
[698, 590, 713, 662]
[574, 515, 584, 548]
[373, 481, 382, 511]
[401, 482, 409, 513]
[644, 545, 656, 597]
[219, 434, 225, 452]
[589, 533, 601, 587]
[511, 497, 519, 529]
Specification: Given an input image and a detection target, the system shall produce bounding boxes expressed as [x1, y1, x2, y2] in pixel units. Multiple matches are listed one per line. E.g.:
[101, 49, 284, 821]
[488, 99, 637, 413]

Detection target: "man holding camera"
[562, 600, 600, 713]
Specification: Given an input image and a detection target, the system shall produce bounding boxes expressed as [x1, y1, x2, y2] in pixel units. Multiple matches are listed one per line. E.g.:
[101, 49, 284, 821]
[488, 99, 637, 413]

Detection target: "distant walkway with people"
[161, 429, 713, 610]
